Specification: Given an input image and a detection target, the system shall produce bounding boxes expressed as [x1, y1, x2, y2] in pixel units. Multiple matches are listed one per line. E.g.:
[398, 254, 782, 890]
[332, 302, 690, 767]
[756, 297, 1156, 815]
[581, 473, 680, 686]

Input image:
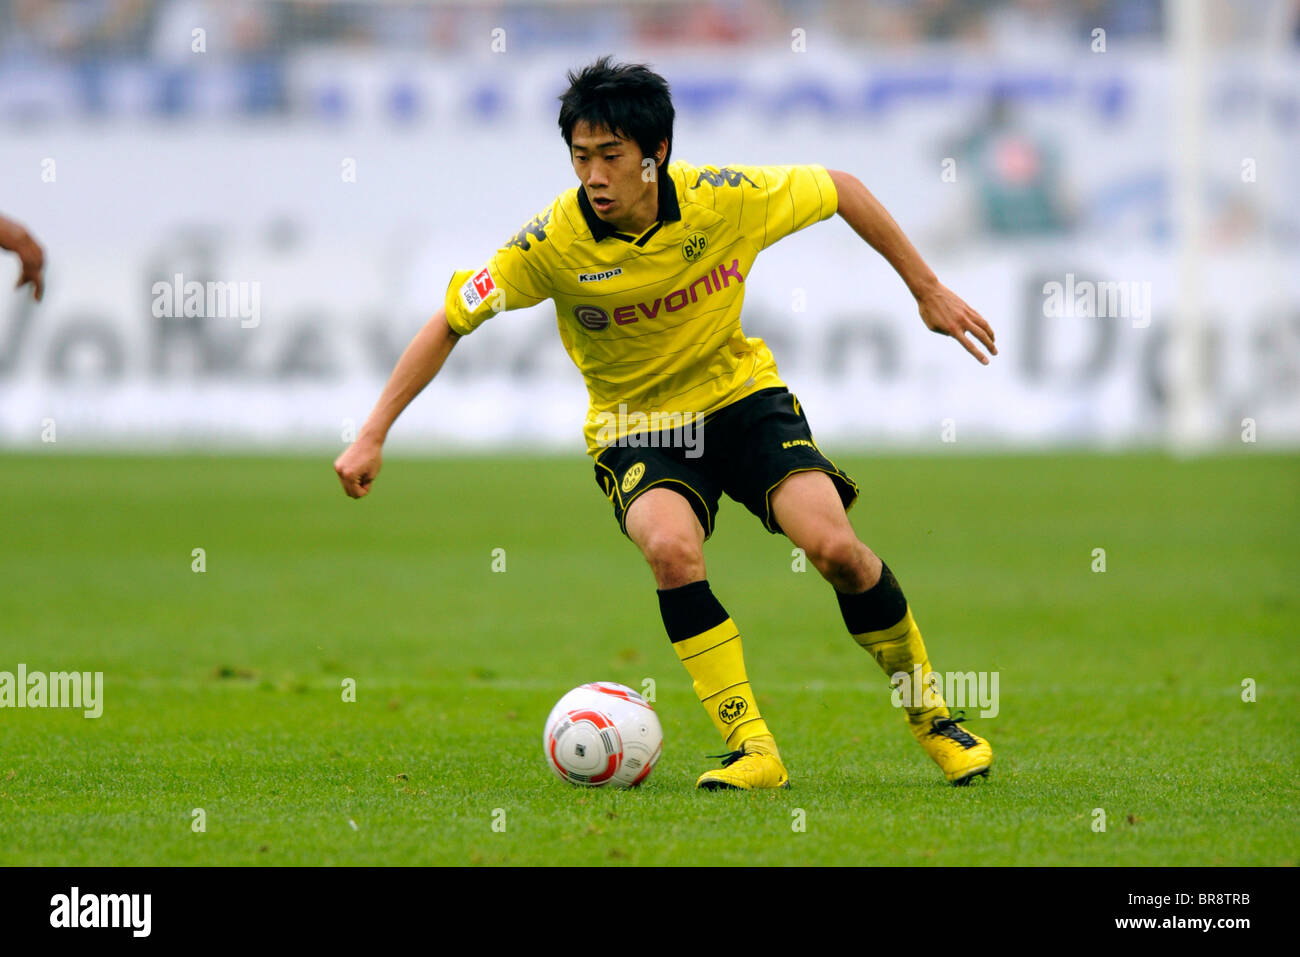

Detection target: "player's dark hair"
[558, 56, 674, 169]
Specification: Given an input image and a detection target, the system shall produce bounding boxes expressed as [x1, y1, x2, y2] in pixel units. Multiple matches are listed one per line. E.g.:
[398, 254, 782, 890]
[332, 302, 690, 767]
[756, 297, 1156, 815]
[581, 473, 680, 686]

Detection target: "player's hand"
[916, 283, 996, 365]
[1, 224, 44, 302]
[334, 438, 383, 499]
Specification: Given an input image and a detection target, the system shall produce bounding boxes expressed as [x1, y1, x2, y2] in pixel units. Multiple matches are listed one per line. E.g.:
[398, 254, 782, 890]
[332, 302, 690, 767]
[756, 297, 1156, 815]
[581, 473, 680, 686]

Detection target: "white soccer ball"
[543, 682, 663, 788]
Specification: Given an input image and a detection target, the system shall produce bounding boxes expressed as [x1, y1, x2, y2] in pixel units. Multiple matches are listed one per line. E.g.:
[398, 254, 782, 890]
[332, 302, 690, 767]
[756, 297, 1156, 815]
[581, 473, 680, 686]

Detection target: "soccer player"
[0, 214, 45, 302]
[335, 58, 997, 790]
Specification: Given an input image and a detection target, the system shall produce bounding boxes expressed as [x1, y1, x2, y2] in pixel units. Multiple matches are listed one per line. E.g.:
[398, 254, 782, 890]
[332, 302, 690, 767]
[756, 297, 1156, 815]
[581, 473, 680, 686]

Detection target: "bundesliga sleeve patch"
[460, 267, 496, 311]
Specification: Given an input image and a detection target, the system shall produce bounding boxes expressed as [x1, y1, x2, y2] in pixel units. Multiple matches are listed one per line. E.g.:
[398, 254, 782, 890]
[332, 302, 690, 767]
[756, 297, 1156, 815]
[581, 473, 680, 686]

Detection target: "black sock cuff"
[657, 580, 730, 643]
[837, 562, 909, 635]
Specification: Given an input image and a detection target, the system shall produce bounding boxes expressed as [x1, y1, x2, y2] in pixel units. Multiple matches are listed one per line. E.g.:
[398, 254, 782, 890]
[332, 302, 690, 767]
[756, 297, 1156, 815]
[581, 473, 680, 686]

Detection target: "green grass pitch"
[0, 450, 1296, 866]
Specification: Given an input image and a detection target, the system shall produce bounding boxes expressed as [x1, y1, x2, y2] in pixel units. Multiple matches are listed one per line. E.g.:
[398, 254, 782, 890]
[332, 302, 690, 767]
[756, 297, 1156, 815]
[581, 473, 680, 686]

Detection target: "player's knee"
[639, 532, 705, 589]
[805, 533, 874, 590]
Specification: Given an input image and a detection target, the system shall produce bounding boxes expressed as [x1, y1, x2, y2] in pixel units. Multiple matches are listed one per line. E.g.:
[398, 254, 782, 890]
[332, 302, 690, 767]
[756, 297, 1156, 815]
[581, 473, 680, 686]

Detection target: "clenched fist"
[334, 438, 383, 498]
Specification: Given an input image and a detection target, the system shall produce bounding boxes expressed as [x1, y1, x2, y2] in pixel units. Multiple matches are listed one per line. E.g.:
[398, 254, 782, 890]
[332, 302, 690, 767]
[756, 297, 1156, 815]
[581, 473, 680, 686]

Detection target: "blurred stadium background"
[1, 1, 1298, 874]
[0, 0, 1296, 452]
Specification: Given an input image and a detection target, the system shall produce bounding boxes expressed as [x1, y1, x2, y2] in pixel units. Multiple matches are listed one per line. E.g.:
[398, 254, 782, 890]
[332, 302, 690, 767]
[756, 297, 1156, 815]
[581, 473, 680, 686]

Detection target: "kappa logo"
[621, 462, 646, 493]
[504, 210, 551, 252]
[693, 167, 759, 189]
[682, 231, 708, 263]
[718, 696, 748, 725]
[578, 268, 623, 283]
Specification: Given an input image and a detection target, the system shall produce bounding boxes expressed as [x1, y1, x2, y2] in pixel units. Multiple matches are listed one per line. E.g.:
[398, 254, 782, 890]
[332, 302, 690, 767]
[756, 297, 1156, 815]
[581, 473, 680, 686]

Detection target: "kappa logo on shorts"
[718, 696, 748, 725]
[621, 462, 646, 493]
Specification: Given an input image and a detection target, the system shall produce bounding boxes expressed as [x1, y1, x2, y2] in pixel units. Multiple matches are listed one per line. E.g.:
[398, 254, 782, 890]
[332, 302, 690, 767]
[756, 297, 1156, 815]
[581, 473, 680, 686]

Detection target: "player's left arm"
[826, 169, 996, 365]
[0, 214, 44, 302]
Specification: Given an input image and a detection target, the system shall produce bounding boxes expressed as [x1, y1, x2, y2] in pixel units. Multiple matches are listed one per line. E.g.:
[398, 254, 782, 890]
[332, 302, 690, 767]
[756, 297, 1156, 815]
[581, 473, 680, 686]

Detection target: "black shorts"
[591, 387, 858, 539]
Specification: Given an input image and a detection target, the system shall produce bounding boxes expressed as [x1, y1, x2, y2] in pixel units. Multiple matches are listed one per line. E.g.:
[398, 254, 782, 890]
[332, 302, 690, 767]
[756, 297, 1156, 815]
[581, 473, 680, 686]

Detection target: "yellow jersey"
[443, 160, 838, 454]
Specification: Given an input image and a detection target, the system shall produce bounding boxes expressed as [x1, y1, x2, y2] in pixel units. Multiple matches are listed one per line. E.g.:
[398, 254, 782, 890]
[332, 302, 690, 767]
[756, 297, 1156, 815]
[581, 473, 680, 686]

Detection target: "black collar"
[577, 163, 681, 242]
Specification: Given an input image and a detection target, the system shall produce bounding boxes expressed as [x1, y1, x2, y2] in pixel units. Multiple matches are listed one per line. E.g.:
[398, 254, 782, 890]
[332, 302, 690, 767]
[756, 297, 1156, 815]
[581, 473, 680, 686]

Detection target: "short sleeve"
[444, 207, 554, 335]
[702, 164, 838, 252]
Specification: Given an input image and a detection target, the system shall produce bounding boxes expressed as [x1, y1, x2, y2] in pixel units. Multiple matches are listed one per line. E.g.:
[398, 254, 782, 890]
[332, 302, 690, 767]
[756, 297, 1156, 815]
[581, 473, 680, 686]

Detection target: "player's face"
[569, 121, 663, 234]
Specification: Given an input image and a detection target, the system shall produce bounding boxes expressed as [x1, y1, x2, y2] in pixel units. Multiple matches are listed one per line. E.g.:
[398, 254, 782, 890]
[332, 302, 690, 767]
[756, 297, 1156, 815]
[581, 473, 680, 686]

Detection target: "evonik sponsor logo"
[610, 259, 744, 326]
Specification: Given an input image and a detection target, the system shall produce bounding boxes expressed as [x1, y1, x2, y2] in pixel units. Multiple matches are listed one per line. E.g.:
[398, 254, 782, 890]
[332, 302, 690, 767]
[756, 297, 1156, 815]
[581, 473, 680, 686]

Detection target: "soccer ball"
[543, 682, 663, 788]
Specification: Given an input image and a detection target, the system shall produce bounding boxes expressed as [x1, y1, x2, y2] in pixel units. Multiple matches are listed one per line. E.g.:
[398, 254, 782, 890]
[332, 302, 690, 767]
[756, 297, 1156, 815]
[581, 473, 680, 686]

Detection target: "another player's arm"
[826, 169, 996, 365]
[0, 214, 45, 302]
[333, 308, 460, 499]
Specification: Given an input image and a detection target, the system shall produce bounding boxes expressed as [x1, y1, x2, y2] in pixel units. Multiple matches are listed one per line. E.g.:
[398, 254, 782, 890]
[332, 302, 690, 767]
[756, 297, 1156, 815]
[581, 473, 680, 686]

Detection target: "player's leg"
[770, 470, 992, 785]
[594, 450, 787, 790]
[624, 487, 707, 589]
[768, 470, 882, 592]
[625, 490, 787, 790]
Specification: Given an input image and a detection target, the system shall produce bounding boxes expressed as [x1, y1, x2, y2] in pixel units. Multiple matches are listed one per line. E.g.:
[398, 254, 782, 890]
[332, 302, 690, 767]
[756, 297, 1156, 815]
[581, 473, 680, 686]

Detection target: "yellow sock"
[837, 562, 950, 724]
[852, 606, 949, 724]
[672, 617, 775, 752]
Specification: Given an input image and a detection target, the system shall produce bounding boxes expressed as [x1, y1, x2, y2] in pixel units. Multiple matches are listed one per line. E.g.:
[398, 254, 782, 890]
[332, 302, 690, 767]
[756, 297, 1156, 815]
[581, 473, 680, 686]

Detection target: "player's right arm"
[334, 308, 460, 498]
[333, 205, 554, 499]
